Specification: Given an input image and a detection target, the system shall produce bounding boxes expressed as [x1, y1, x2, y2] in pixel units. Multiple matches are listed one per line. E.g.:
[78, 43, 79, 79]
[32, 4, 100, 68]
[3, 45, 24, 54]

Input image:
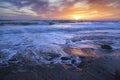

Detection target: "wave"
[0, 21, 120, 67]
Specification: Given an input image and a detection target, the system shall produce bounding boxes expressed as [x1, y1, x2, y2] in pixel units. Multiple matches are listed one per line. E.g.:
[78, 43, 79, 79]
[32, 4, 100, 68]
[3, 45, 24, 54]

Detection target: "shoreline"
[0, 49, 120, 80]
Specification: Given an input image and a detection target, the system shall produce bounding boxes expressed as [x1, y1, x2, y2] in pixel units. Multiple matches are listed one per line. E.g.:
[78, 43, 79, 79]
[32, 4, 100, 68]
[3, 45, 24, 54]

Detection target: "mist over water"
[0, 20, 120, 66]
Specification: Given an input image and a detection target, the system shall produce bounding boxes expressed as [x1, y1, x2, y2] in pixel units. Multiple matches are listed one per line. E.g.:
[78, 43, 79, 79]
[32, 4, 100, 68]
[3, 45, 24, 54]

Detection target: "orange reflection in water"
[63, 47, 97, 57]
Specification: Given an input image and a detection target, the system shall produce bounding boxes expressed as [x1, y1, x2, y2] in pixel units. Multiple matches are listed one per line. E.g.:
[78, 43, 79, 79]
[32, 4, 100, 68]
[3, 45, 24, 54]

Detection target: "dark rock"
[49, 53, 60, 58]
[115, 70, 120, 80]
[101, 45, 112, 50]
[45, 53, 60, 60]
[50, 62, 54, 64]
[49, 22, 55, 25]
[8, 58, 19, 64]
[61, 57, 70, 60]
[8, 58, 17, 61]
[48, 57, 54, 61]
[71, 60, 76, 64]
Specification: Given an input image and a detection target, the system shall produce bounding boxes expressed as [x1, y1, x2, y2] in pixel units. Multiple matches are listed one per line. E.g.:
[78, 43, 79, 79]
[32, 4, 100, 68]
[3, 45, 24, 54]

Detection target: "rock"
[115, 70, 120, 80]
[49, 53, 60, 58]
[8, 58, 17, 61]
[61, 57, 70, 60]
[48, 57, 54, 61]
[49, 22, 55, 25]
[71, 60, 76, 64]
[101, 45, 112, 50]
[8, 58, 19, 64]
[44, 53, 60, 60]
[71, 59, 80, 66]
[50, 62, 54, 64]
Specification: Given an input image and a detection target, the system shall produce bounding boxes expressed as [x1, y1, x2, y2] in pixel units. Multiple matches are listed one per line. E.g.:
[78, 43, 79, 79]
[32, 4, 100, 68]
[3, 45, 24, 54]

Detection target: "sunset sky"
[0, 0, 120, 20]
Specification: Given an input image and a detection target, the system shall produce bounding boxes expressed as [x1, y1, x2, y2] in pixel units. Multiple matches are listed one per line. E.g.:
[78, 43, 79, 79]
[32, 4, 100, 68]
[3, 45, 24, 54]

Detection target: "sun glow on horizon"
[70, 14, 86, 20]
[71, 15, 82, 20]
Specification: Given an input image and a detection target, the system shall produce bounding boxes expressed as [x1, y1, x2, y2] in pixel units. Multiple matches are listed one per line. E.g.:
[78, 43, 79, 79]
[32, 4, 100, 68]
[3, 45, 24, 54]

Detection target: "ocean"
[0, 20, 120, 66]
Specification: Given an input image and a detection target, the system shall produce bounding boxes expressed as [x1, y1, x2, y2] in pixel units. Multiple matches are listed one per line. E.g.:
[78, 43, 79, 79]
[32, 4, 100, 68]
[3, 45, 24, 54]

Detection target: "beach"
[0, 20, 120, 80]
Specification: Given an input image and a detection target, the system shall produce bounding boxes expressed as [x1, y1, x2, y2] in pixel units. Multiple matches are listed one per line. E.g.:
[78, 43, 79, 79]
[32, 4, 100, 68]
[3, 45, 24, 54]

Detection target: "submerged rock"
[71, 60, 76, 64]
[101, 45, 112, 50]
[60, 56, 81, 66]
[61, 57, 70, 60]
[8, 58, 18, 64]
[49, 22, 55, 25]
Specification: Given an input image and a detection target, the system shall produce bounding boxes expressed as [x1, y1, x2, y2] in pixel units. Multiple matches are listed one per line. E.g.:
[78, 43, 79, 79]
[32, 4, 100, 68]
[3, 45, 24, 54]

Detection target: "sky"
[0, 0, 120, 20]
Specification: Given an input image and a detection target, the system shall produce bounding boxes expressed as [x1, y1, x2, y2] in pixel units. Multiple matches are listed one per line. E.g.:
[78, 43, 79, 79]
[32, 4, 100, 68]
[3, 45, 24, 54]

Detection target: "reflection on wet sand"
[63, 47, 99, 57]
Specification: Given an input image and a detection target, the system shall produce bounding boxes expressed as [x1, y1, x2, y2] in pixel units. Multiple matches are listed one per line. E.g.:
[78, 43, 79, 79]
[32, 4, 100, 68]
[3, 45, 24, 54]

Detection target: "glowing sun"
[72, 15, 82, 20]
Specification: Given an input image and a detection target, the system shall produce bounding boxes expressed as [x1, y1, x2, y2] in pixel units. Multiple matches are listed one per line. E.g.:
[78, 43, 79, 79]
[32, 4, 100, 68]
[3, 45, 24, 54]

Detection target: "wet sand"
[0, 50, 120, 80]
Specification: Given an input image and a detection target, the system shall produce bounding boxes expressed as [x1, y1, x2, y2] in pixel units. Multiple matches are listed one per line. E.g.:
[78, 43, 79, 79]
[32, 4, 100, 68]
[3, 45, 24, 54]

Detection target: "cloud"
[0, 0, 120, 19]
[73, 0, 89, 8]
[0, 0, 49, 17]
[107, 1, 120, 8]
[19, 5, 37, 16]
